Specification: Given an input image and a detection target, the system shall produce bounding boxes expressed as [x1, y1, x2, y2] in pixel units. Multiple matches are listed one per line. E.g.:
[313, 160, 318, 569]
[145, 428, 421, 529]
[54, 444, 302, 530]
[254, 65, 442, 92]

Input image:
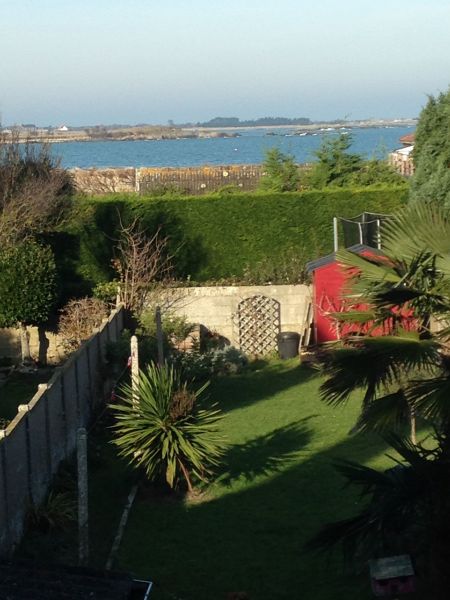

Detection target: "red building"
[306, 245, 414, 344]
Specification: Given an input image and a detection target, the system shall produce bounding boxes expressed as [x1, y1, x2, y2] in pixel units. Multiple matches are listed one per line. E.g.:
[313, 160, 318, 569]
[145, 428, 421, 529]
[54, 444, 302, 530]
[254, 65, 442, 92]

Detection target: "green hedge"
[62, 187, 407, 289]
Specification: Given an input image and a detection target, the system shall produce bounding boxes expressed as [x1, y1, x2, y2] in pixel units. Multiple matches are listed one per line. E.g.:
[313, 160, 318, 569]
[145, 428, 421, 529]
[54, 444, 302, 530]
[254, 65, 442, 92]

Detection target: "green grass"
[117, 360, 392, 600]
[0, 371, 51, 421]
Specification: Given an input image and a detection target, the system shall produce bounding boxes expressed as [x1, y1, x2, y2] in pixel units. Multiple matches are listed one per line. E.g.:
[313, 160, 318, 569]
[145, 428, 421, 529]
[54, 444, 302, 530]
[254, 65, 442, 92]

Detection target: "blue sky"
[1, 0, 449, 126]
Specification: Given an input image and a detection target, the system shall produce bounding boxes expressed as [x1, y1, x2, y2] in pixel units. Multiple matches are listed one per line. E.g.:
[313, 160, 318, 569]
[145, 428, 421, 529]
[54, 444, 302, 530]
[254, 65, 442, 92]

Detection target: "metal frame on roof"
[306, 244, 384, 273]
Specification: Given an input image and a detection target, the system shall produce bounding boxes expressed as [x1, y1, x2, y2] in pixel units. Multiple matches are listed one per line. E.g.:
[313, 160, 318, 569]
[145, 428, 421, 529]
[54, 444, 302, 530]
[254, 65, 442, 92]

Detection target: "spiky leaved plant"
[110, 362, 225, 493]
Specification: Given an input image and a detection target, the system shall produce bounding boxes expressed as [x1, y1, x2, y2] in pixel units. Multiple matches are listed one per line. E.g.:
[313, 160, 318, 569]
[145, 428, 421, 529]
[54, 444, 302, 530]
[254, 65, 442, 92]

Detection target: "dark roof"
[0, 561, 151, 600]
[306, 244, 384, 273]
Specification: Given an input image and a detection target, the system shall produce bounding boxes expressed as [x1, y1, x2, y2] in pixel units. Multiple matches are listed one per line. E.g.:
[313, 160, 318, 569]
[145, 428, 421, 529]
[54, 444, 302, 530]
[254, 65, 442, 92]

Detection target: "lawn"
[0, 370, 52, 422]
[116, 360, 391, 600]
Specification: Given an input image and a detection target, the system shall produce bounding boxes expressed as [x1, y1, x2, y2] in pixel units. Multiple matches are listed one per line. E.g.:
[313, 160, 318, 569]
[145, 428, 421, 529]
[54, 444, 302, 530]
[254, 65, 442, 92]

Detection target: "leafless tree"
[113, 217, 173, 315]
[0, 131, 73, 245]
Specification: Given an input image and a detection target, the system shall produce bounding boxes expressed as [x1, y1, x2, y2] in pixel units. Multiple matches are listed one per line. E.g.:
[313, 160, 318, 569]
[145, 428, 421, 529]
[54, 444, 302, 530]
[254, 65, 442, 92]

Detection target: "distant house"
[399, 132, 415, 146]
[57, 124, 69, 132]
[389, 132, 415, 177]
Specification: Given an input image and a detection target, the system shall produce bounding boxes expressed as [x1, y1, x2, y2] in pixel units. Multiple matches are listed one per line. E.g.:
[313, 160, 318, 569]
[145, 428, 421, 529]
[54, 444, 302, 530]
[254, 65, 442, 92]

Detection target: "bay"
[51, 126, 414, 169]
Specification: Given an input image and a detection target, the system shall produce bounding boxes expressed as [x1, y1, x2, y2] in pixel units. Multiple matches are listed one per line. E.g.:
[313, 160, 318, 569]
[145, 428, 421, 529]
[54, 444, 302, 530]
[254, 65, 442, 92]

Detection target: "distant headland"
[0, 116, 417, 144]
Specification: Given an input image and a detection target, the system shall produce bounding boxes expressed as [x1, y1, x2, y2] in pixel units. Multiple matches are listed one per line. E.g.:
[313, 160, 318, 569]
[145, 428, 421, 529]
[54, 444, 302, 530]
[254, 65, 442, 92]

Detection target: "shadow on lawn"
[212, 362, 318, 415]
[217, 419, 315, 487]
[120, 425, 395, 600]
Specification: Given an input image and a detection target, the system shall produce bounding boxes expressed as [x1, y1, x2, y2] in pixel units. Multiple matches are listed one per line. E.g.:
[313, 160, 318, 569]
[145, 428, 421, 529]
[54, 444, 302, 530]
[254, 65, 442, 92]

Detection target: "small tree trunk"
[410, 407, 417, 445]
[20, 322, 31, 362]
[178, 459, 194, 494]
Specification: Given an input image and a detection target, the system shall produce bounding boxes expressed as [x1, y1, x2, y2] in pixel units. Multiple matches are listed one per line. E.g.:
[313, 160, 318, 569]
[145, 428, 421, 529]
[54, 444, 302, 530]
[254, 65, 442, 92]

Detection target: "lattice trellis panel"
[235, 295, 280, 355]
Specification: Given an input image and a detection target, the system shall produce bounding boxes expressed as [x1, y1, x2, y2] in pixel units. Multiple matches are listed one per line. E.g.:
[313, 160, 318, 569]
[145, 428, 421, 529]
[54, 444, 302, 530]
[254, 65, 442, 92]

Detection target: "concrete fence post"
[18, 405, 33, 504]
[155, 306, 164, 366]
[40, 384, 52, 481]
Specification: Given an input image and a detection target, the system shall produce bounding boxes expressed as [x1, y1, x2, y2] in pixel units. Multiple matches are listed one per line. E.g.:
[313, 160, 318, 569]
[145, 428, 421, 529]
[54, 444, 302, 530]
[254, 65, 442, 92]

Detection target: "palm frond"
[407, 375, 450, 423]
[354, 390, 410, 434]
[336, 249, 400, 284]
[327, 309, 377, 324]
[320, 332, 440, 406]
[383, 203, 450, 262]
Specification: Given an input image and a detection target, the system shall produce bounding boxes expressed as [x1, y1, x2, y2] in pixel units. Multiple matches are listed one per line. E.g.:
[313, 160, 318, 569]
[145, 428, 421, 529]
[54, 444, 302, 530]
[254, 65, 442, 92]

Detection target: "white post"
[131, 335, 139, 407]
[333, 217, 338, 252]
[376, 219, 381, 249]
[155, 306, 164, 366]
[77, 427, 89, 566]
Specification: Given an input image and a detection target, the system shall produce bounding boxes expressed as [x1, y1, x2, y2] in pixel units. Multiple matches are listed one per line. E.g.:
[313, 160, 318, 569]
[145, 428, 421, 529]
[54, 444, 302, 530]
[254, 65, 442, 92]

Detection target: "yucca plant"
[110, 362, 225, 493]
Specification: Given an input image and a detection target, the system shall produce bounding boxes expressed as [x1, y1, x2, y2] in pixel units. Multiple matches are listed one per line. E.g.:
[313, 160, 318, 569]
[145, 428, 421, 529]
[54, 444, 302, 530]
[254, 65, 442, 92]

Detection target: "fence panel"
[46, 378, 67, 476]
[62, 360, 79, 454]
[27, 394, 51, 506]
[3, 415, 30, 549]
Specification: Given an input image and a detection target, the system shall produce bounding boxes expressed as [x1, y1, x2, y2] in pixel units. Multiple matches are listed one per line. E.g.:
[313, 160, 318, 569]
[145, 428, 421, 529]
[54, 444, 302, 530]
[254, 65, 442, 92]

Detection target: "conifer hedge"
[64, 187, 407, 287]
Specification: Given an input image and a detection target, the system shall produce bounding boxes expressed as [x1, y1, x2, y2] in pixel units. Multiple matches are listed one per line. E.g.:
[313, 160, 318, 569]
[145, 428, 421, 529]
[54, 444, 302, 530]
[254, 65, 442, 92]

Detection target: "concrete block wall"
[0, 326, 66, 365]
[164, 284, 312, 348]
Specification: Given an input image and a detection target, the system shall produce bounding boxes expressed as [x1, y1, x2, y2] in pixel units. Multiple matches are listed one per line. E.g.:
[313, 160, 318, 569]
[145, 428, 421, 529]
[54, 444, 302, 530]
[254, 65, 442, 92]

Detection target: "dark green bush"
[62, 187, 407, 289]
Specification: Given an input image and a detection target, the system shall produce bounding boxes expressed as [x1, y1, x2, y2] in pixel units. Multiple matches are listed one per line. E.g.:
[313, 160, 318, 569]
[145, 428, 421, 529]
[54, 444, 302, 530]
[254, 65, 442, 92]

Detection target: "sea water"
[51, 126, 414, 169]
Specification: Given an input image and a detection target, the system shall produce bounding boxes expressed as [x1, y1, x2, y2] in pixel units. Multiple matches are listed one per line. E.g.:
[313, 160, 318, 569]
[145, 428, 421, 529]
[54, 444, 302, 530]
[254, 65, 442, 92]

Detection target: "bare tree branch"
[113, 216, 174, 314]
[0, 130, 73, 245]
[58, 297, 109, 351]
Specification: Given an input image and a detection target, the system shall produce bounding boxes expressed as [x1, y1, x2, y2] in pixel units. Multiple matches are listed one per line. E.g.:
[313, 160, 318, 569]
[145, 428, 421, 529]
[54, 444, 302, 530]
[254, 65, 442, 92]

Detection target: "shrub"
[110, 363, 225, 492]
[58, 297, 108, 351]
[65, 187, 406, 287]
[0, 240, 57, 361]
[26, 491, 77, 533]
[259, 148, 300, 192]
[173, 345, 248, 380]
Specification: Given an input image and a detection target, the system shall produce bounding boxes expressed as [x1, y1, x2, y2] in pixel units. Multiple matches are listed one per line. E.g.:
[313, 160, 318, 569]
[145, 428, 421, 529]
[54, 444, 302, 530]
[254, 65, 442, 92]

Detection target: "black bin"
[277, 331, 300, 359]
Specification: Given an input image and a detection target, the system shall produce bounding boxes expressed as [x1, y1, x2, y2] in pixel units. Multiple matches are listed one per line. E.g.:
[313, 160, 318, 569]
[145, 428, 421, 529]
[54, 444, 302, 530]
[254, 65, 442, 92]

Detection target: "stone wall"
[163, 284, 312, 348]
[70, 167, 137, 194]
[0, 327, 66, 364]
[70, 164, 263, 195]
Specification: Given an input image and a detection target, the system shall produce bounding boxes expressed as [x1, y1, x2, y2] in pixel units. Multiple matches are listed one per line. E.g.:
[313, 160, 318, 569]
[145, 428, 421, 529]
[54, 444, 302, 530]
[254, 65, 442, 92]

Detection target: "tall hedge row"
[63, 187, 407, 288]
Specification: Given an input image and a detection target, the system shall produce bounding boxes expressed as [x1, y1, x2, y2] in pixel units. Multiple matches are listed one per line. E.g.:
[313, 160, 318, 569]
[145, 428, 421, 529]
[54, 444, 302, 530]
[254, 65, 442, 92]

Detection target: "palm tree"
[321, 202, 450, 436]
[312, 203, 450, 598]
[110, 362, 225, 493]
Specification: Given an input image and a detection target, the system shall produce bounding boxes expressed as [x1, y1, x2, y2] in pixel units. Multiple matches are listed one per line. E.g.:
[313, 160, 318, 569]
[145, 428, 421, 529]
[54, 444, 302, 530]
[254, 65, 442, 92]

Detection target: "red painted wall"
[312, 261, 346, 343]
[312, 253, 416, 344]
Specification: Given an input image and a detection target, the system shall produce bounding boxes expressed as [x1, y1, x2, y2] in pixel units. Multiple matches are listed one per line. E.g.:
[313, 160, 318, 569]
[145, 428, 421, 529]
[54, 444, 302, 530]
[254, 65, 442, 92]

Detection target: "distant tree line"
[177, 116, 312, 128]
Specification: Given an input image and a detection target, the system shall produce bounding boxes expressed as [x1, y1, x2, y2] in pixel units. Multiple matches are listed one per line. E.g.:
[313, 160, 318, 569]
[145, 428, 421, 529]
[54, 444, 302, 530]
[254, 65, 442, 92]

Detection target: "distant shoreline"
[2, 118, 416, 145]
